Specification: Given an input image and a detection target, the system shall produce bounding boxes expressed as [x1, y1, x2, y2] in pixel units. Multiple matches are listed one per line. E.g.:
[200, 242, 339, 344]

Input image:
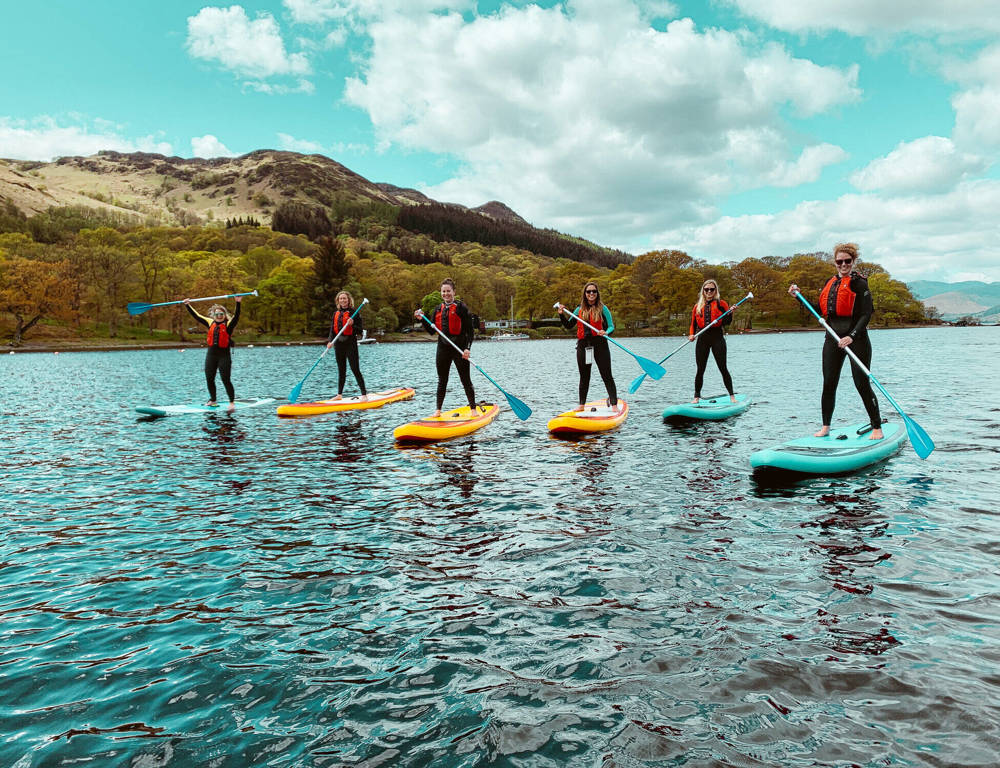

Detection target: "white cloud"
[0, 116, 172, 161]
[652, 179, 1000, 281]
[283, 0, 471, 25]
[850, 136, 988, 193]
[948, 45, 1000, 149]
[187, 6, 310, 80]
[343, 4, 858, 242]
[191, 134, 237, 158]
[276, 132, 325, 152]
[725, 0, 1000, 36]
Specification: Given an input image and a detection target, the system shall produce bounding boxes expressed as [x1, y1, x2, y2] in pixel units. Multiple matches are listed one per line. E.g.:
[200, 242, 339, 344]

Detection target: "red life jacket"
[692, 299, 729, 332]
[819, 275, 856, 318]
[332, 309, 354, 337]
[207, 321, 231, 348]
[577, 306, 604, 340]
[434, 302, 463, 335]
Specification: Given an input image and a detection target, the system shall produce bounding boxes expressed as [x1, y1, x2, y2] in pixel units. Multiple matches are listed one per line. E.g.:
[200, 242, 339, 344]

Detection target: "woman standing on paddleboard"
[789, 242, 883, 439]
[689, 279, 737, 404]
[557, 281, 618, 411]
[414, 278, 477, 417]
[185, 295, 241, 411]
[327, 290, 367, 402]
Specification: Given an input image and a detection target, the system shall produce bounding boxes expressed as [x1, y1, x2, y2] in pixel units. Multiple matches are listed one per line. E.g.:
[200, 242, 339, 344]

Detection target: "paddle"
[629, 292, 753, 393]
[127, 290, 258, 316]
[792, 290, 934, 459]
[417, 312, 532, 420]
[288, 298, 369, 404]
[554, 302, 666, 380]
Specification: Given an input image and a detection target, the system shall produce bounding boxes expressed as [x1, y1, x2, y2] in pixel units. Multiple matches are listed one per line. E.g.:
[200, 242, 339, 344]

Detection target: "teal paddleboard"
[136, 398, 276, 417]
[750, 421, 906, 477]
[663, 393, 751, 421]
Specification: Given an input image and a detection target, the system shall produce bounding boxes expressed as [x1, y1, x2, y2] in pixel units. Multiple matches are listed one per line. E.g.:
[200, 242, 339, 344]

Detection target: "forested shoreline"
[0, 201, 933, 348]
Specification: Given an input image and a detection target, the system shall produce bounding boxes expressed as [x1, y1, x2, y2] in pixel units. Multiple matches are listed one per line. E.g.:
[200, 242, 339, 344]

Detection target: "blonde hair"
[207, 304, 231, 322]
[335, 290, 355, 310]
[579, 281, 605, 326]
[833, 242, 860, 263]
[695, 279, 722, 314]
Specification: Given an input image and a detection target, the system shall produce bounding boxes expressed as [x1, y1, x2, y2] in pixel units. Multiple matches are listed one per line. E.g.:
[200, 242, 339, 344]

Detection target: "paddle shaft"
[129, 290, 258, 314]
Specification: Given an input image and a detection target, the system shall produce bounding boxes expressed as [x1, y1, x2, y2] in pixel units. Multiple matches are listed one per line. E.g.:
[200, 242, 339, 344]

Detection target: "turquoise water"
[2, 328, 998, 767]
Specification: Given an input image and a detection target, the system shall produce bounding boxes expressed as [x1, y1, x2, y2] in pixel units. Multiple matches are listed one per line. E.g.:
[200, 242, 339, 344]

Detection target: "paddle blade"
[127, 302, 152, 316]
[288, 381, 304, 404]
[903, 414, 935, 459]
[505, 393, 532, 421]
[628, 372, 647, 394]
[637, 355, 667, 381]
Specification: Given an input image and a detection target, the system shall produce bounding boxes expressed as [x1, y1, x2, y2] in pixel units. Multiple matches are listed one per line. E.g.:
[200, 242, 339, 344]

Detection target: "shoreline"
[2, 324, 958, 355]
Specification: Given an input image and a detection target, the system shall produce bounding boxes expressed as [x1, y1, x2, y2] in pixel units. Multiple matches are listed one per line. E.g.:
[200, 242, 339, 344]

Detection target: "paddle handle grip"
[690, 292, 753, 341]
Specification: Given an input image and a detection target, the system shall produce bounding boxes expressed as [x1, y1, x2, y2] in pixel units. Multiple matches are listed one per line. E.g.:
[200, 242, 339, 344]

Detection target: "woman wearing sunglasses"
[788, 242, 882, 439]
[184, 295, 242, 410]
[557, 281, 618, 411]
[688, 279, 737, 404]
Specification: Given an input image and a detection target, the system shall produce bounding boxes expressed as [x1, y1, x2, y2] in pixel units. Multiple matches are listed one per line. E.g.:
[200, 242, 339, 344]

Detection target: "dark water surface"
[2, 327, 998, 767]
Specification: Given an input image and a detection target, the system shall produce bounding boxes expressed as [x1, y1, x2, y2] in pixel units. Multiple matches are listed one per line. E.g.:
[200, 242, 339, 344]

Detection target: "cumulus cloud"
[283, 0, 471, 25]
[725, 0, 1000, 36]
[0, 116, 172, 161]
[652, 179, 1000, 281]
[948, 44, 1000, 149]
[277, 132, 325, 152]
[343, 4, 858, 242]
[850, 136, 988, 193]
[187, 6, 310, 80]
[191, 134, 237, 158]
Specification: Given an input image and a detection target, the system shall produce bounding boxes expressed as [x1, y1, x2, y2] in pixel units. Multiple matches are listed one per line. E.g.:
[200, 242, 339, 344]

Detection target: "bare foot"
[332, 394, 343, 400]
[814, 426, 830, 437]
[730, 395, 737, 403]
[574, 404, 584, 412]
[432, 410, 442, 418]
[691, 398, 700, 404]
[360, 394, 369, 402]
[227, 402, 235, 412]
[870, 429, 884, 440]
[206, 400, 218, 407]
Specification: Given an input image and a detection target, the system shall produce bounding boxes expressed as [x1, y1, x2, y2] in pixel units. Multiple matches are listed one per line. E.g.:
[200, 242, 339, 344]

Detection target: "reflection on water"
[1, 328, 999, 767]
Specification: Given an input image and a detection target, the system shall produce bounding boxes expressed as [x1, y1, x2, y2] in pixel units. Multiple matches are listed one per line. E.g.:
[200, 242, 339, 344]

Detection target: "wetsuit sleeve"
[227, 302, 241, 333]
[326, 316, 337, 343]
[458, 302, 474, 350]
[720, 300, 733, 327]
[353, 312, 364, 335]
[559, 306, 578, 331]
[186, 304, 210, 327]
[602, 306, 615, 335]
[849, 275, 874, 338]
[689, 306, 697, 336]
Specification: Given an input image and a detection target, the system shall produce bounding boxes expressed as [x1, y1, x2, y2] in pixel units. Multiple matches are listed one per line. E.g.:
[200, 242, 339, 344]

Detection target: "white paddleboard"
[136, 398, 276, 417]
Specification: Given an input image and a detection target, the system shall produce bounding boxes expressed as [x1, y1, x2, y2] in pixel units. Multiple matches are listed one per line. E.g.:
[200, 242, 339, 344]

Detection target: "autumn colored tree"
[0, 256, 74, 345]
[730, 258, 782, 329]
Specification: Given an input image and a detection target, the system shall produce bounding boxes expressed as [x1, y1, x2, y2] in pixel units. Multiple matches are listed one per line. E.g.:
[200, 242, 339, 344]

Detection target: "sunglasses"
[703, 287, 716, 292]
[835, 259, 853, 266]
[585, 289, 598, 294]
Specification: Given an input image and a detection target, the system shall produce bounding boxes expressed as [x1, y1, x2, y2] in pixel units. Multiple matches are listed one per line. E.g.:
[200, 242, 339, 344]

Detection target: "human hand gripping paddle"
[417, 311, 532, 420]
[288, 298, 369, 404]
[127, 290, 258, 316]
[554, 302, 666, 381]
[791, 289, 934, 459]
[628, 292, 753, 394]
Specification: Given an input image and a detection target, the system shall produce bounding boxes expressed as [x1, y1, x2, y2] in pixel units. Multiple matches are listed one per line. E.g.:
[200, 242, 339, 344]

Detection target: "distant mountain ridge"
[0, 149, 624, 266]
[908, 279, 1000, 322]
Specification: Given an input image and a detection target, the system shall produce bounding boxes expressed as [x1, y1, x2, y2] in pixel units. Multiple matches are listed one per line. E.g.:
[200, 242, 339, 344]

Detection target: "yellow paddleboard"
[277, 387, 414, 417]
[393, 403, 499, 443]
[547, 399, 629, 435]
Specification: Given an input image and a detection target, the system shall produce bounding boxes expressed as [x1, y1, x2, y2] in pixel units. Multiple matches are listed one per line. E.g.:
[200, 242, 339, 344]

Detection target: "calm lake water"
[2, 327, 999, 767]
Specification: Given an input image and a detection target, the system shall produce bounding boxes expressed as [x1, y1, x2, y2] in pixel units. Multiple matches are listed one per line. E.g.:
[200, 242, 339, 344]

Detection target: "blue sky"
[3, 0, 1000, 281]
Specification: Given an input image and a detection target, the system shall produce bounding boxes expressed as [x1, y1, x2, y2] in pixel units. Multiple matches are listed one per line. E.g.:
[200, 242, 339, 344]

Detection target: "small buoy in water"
[248, 344, 254, 348]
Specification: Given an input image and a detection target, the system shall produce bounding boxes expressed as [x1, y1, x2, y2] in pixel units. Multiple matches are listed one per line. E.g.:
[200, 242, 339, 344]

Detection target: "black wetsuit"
[560, 305, 618, 407]
[425, 301, 476, 410]
[690, 300, 734, 398]
[328, 310, 367, 396]
[811, 273, 882, 429]
[187, 303, 240, 403]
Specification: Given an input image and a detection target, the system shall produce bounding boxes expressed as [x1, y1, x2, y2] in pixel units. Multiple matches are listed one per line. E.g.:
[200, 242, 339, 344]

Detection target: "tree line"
[0, 202, 931, 346]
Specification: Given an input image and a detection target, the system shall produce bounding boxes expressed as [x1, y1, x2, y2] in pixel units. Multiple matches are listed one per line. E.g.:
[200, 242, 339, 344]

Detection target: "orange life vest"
[332, 309, 355, 337]
[207, 321, 231, 348]
[692, 299, 729, 332]
[434, 302, 463, 335]
[819, 275, 857, 318]
[577, 306, 604, 340]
